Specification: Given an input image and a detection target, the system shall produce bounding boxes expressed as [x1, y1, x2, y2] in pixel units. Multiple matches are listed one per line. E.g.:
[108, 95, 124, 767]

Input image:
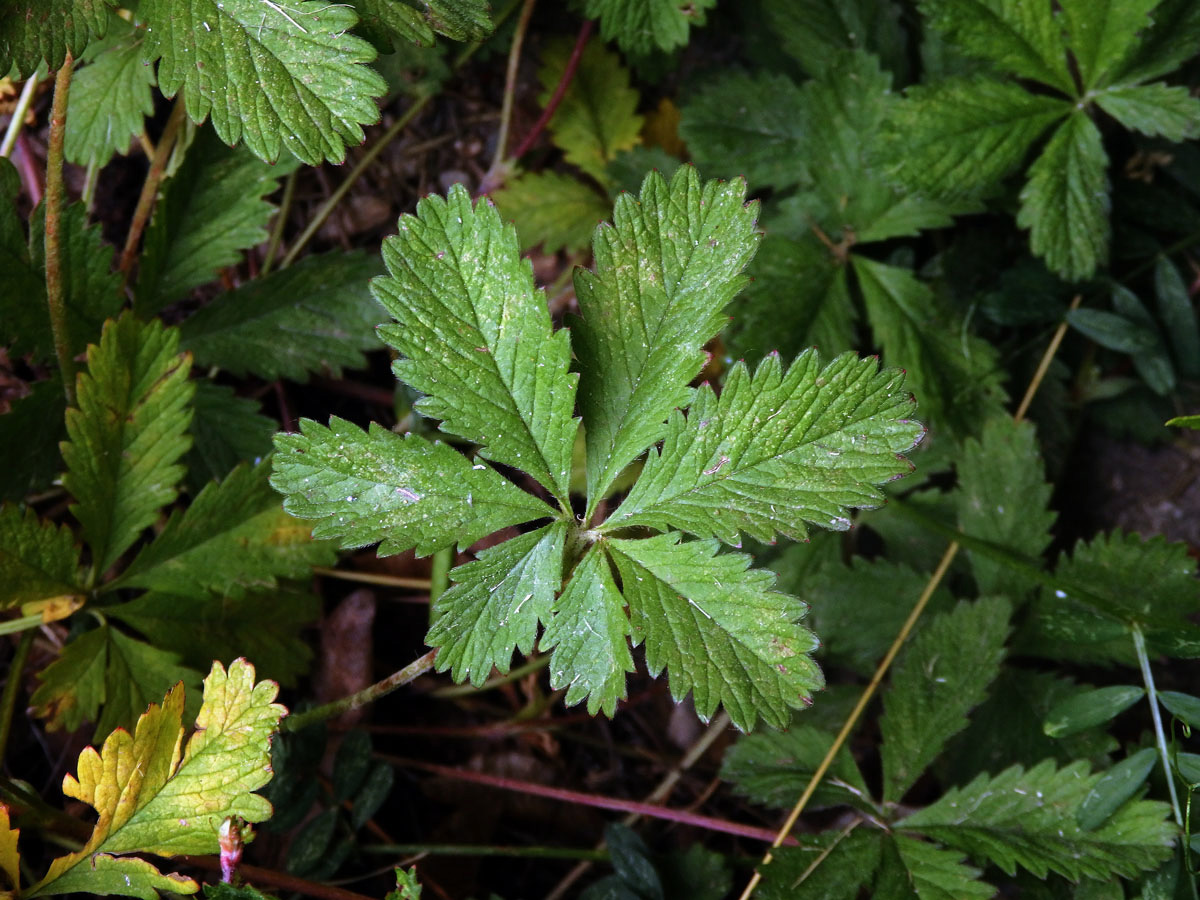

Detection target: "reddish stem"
[509, 18, 593, 160]
[395, 759, 799, 846]
[180, 856, 374, 900]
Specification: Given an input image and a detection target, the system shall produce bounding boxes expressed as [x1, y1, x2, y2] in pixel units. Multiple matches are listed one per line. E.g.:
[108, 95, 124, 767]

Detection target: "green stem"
[282, 649, 437, 732]
[429, 547, 452, 605]
[487, 0, 538, 174]
[0, 72, 42, 158]
[1133, 627, 1185, 828]
[260, 167, 297, 275]
[44, 54, 76, 407]
[0, 630, 34, 763]
[361, 843, 608, 862]
[432, 653, 549, 698]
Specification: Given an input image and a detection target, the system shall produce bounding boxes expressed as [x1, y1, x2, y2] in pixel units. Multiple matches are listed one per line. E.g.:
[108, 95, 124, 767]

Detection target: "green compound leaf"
[881, 598, 1012, 803]
[897, 759, 1175, 881]
[64, 19, 156, 167]
[374, 184, 579, 504]
[678, 70, 809, 193]
[271, 417, 554, 557]
[538, 37, 642, 185]
[955, 418, 1056, 598]
[917, 0, 1072, 92]
[1095, 82, 1200, 142]
[602, 351, 922, 546]
[573, 167, 760, 513]
[583, 0, 716, 54]
[62, 314, 194, 576]
[885, 77, 1068, 198]
[140, 0, 387, 165]
[0, 0, 117, 77]
[876, 834, 995, 900]
[115, 460, 336, 600]
[136, 134, 292, 317]
[608, 533, 822, 731]
[720, 724, 872, 813]
[0, 505, 83, 610]
[428, 522, 566, 685]
[492, 171, 610, 255]
[542, 543, 635, 716]
[1060, 0, 1157, 90]
[1017, 112, 1110, 281]
[180, 251, 383, 381]
[28, 659, 283, 898]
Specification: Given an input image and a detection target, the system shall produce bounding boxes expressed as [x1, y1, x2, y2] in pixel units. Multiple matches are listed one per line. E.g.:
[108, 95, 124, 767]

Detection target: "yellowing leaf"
[28, 659, 284, 898]
[0, 805, 19, 892]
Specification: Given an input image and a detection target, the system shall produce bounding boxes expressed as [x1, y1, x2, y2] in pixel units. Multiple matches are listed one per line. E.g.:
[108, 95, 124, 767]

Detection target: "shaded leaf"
[1095, 83, 1200, 143]
[877, 834, 994, 900]
[1154, 257, 1200, 377]
[1043, 685, 1145, 738]
[1060, 0, 1158, 90]
[185, 380, 276, 491]
[492, 171, 610, 255]
[583, 0, 716, 54]
[1077, 748, 1158, 831]
[0, 0, 116, 76]
[759, 829, 881, 900]
[0, 505, 82, 609]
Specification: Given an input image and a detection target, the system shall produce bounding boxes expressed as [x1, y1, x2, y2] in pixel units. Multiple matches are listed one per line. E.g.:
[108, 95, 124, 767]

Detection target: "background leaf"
[0, 505, 83, 609]
[583, 0, 716, 54]
[492, 171, 610, 254]
[0, 0, 117, 76]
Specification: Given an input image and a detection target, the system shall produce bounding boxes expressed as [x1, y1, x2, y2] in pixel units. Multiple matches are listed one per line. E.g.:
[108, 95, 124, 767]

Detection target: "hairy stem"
[119, 97, 187, 295]
[0, 630, 35, 764]
[1133, 628, 1185, 827]
[281, 649, 437, 732]
[44, 55, 76, 407]
[0, 73, 41, 158]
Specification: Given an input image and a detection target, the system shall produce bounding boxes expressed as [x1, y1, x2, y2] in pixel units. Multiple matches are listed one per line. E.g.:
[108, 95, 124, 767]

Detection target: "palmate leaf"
[135, 133, 292, 317]
[1059, 0, 1157, 91]
[139, 0, 387, 165]
[61, 314, 194, 575]
[608, 533, 822, 731]
[0, 0, 117, 76]
[28, 659, 283, 898]
[374, 184, 579, 504]
[0, 505, 83, 609]
[30, 625, 201, 739]
[583, 0, 716, 54]
[542, 542, 635, 716]
[113, 460, 336, 600]
[1017, 112, 1110, 282]
[601, 350, 923, 546]
[573, 167, 760, 512]
[880, 598, 1011, 803]
[64, 18, 156, 167]
[271, 417, 553, 557]
[538, 37, 642, 185]
[492, 170, 611, 254]
[897, 759, 1175, 881]
[427, 522, 567, 685]
[179, 251, 384, 381]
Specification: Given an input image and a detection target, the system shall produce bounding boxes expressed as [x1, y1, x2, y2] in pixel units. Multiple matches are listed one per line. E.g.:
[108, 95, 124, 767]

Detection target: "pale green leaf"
[1060, 0, 1157, 90]
[918, 0, 1072, 91]
[271, 416, 555, 557]
[1154, 257, 1200, 377]
[583, 0, 716, 54]
[29, 659, 283, 898]
[853, 255, 1006, 437]
[62, 314, 194, 575]
[609, 533, 822, 731]
[64, 20, 156, 166]
[135, 133, 289, 316]
[388, 866, 424, 900]
[180, 251, 383, 381]
[116, 460, 335, 599]
[1095, 82, 1200, 142]
[492, 171, 610, 254]
[881, 598, 1011, 802]
[1043, 685, 1145, 738]
[427, 523, 566, 685]
[539, 37, 642, 185]
[898, 759, 1176, 881]
[110, 587, 319, 687]
[0, 807, 19, 893]
[185, 380, 276, 491]
[603, 350, 923, 545]
[720, 724, 872, 812]
[679, 70, 809, 192]
[759, 830, 881, 900]
[573, 167, 760, 512]
[140, 0, 387, 165]
[0, 0, 116, 76]
[0, 505, 83, 609]
[885, 78, 1067, 198]
[541, 543, 634, 716]
[955, 418, 1056, 598]
[1018, 112, 1110, 281]
[14, 203, 123, 362]
[374, 184, 579, 503]
[879, 835, 995, 900]
[29, 854, 198, 899]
